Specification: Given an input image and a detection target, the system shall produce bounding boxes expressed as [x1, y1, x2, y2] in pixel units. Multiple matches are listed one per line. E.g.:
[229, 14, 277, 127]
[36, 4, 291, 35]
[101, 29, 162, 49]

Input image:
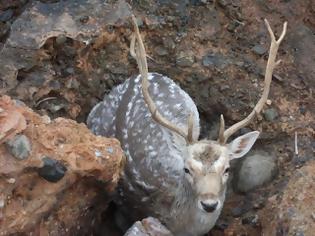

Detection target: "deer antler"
[218, 19, 287, 144]
[130, 15, 194, 143]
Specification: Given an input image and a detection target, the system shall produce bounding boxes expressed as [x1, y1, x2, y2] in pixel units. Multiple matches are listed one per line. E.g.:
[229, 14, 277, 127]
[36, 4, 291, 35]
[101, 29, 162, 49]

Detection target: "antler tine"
[130, 15, 194, 143]
[220, 20, 287, 144]
[218, 114, 225, 144]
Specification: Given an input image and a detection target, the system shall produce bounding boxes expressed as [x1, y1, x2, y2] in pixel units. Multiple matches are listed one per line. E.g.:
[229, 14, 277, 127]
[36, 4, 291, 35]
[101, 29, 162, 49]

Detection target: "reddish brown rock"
[0, 95, 124, 235]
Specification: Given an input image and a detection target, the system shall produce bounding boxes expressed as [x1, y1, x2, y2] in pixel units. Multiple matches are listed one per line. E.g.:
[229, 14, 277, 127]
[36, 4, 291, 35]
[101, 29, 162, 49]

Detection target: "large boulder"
[0, 95, 124, 235]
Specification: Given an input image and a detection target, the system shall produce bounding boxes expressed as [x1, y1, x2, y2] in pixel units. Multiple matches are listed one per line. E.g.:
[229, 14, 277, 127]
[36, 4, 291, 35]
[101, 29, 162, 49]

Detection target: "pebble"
[6, 135, 31, 160]
[202, 53, 230, 69]
[176, 51, 195, 67]
[55, 35, 67, 45]
[234, 150, 278, 193]
[263, 108, 278, 121]
[154, 46, 168, 56]
[38, 157, 67, 183]
[242, 214, 260, 227]
[252, 44, 267, 55]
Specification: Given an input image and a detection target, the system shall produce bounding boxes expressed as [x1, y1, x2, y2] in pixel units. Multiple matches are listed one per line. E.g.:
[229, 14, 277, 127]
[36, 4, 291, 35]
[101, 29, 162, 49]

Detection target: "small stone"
[231, 202, 252, 217]
[252, 44, 267, 55]
[55, 35, 67, 45]
[202, 53, 230, 69]
[214, 219, 229, 230]
[311, 212, 315, 221]
[38, 157, 67, 183]
[154, 46, 168, 56]
[0, 199, 4, 208]
[266, 99, 272, 105]
[234, 151, 278, 193]
[242, 214, 260, 227]
[263, 108, 278, 121]
[65, 67, 75, 75]
[176, 51, 195, 67]
[7, 178, 16, 184]
[6, 135, 31, 160]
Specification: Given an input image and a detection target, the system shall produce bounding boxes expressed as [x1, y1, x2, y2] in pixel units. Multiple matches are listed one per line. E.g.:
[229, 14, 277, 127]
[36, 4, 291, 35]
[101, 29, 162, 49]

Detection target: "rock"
[55, 34, 67, 45]
[263, 108, 278, 121]
[202, 53, 231, 69]
[0, 96, 124, 235]
[124, 217, 173, 236]
[0, 9, 13, 22]
[38, 156, 67, 182]
[176, 51, 195, 67]
[155, 46, 168, 56]
[260, 161, 315, 236]
[6, 134, 31, 160]
[234, 151, 278, 193]
[252, 44, 267, 55]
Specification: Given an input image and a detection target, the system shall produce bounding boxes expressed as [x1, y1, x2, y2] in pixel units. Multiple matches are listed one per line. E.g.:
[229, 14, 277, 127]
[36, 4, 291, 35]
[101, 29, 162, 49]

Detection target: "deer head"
[130, 15, 287, 214]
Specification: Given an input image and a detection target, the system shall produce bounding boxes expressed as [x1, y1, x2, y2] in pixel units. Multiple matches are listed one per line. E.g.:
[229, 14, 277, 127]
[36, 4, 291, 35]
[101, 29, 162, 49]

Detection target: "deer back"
[87, 72, 200, 217]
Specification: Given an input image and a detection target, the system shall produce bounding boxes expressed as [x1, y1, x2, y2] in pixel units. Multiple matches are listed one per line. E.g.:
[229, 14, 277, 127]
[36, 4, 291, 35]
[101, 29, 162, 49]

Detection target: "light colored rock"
[6, 134, 31, 160]
[234, 151, 278, 193]
[124, 217, 173, 236]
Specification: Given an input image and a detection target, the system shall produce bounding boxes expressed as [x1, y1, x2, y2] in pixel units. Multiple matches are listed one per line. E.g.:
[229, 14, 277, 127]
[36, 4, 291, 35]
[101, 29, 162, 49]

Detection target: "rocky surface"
[0, 0, 314, 235]
[0, 95, 124, 235]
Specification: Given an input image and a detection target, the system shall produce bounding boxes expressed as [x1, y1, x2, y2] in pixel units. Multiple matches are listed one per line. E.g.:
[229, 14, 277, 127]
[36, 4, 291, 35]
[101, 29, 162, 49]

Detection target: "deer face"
[184, 131, 260, 213]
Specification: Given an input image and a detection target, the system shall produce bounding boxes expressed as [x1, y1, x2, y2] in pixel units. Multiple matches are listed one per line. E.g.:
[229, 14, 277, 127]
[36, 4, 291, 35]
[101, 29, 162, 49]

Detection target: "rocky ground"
[0, 0, 314, 235]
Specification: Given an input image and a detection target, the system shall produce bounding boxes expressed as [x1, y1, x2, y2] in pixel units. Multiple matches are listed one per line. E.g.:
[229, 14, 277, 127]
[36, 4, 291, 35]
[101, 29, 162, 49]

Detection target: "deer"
[87, 16, 287, 236]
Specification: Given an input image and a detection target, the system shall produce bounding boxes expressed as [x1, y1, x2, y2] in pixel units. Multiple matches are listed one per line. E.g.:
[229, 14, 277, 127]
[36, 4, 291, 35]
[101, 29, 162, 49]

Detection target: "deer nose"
[200, 201, 218, 213]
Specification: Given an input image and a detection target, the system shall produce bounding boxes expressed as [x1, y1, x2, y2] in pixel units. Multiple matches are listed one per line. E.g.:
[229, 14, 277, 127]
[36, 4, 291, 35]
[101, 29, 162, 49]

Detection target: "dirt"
[0, 0, 314, 235]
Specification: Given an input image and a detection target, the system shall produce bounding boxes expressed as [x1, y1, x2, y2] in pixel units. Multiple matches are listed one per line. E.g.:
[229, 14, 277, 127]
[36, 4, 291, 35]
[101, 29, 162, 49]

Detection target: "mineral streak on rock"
[0, 95, 124, 235]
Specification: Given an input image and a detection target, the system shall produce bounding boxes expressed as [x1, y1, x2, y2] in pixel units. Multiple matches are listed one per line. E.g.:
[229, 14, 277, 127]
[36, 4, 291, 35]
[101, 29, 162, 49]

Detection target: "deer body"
[87, 16, 287, 236]
[88, 73, 220, 235]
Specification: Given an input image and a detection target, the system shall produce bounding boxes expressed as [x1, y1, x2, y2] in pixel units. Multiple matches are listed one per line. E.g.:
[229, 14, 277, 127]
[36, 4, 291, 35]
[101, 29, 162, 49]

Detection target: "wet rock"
[6, 134, 31, 160]
[242, 213, 260, 227]
[263, 108, 278, 121]
[124, 217, 173, 236]
[176, 51, 195, 67]
[231, 201, 253, 217]
[252, 44, 267, 56]
[234, 151, 278, 193]
[38, 156, 67, 182]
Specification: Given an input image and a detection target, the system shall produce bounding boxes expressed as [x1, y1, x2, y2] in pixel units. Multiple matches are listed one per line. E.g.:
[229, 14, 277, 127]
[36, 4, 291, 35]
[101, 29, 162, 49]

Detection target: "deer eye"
[224, 167, 230, 174]
[184, 168, 191, 175]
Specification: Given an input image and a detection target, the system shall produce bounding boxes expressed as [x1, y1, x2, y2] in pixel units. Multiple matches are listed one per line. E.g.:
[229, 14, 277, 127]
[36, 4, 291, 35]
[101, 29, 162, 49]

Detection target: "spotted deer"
[87, 16, 287, 236]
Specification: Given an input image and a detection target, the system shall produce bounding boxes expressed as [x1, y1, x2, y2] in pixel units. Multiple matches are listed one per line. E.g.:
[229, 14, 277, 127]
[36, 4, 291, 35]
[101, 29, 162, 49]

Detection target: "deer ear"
[228, 131, 260, 160]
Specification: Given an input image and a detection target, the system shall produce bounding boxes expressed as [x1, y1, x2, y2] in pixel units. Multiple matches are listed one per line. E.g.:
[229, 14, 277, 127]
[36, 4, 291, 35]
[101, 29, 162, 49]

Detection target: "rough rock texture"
[0, 95, 124, 235]
[260, 160, 315, 236]
[124, 217, 173, 236]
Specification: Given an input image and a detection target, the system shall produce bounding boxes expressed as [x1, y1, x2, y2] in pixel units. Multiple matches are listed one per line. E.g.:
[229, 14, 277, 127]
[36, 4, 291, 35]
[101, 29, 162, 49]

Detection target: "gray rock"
[252, 44, 267, 55]
[234, 151, 278, 193]
[124, 217, 173, 236]
[176, 51, 195, 67]
[55, 34, 67, 45]
[202, 53, 231, 69]
[6, 135, 31, 160]
[155, 46, 168, 56]
[264, 108, 278, 121]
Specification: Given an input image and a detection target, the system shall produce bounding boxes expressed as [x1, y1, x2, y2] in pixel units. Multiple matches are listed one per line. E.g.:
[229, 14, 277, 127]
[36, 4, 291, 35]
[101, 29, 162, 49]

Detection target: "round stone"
[6, 135, 31, 160]
[38, 157, 67, 183]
